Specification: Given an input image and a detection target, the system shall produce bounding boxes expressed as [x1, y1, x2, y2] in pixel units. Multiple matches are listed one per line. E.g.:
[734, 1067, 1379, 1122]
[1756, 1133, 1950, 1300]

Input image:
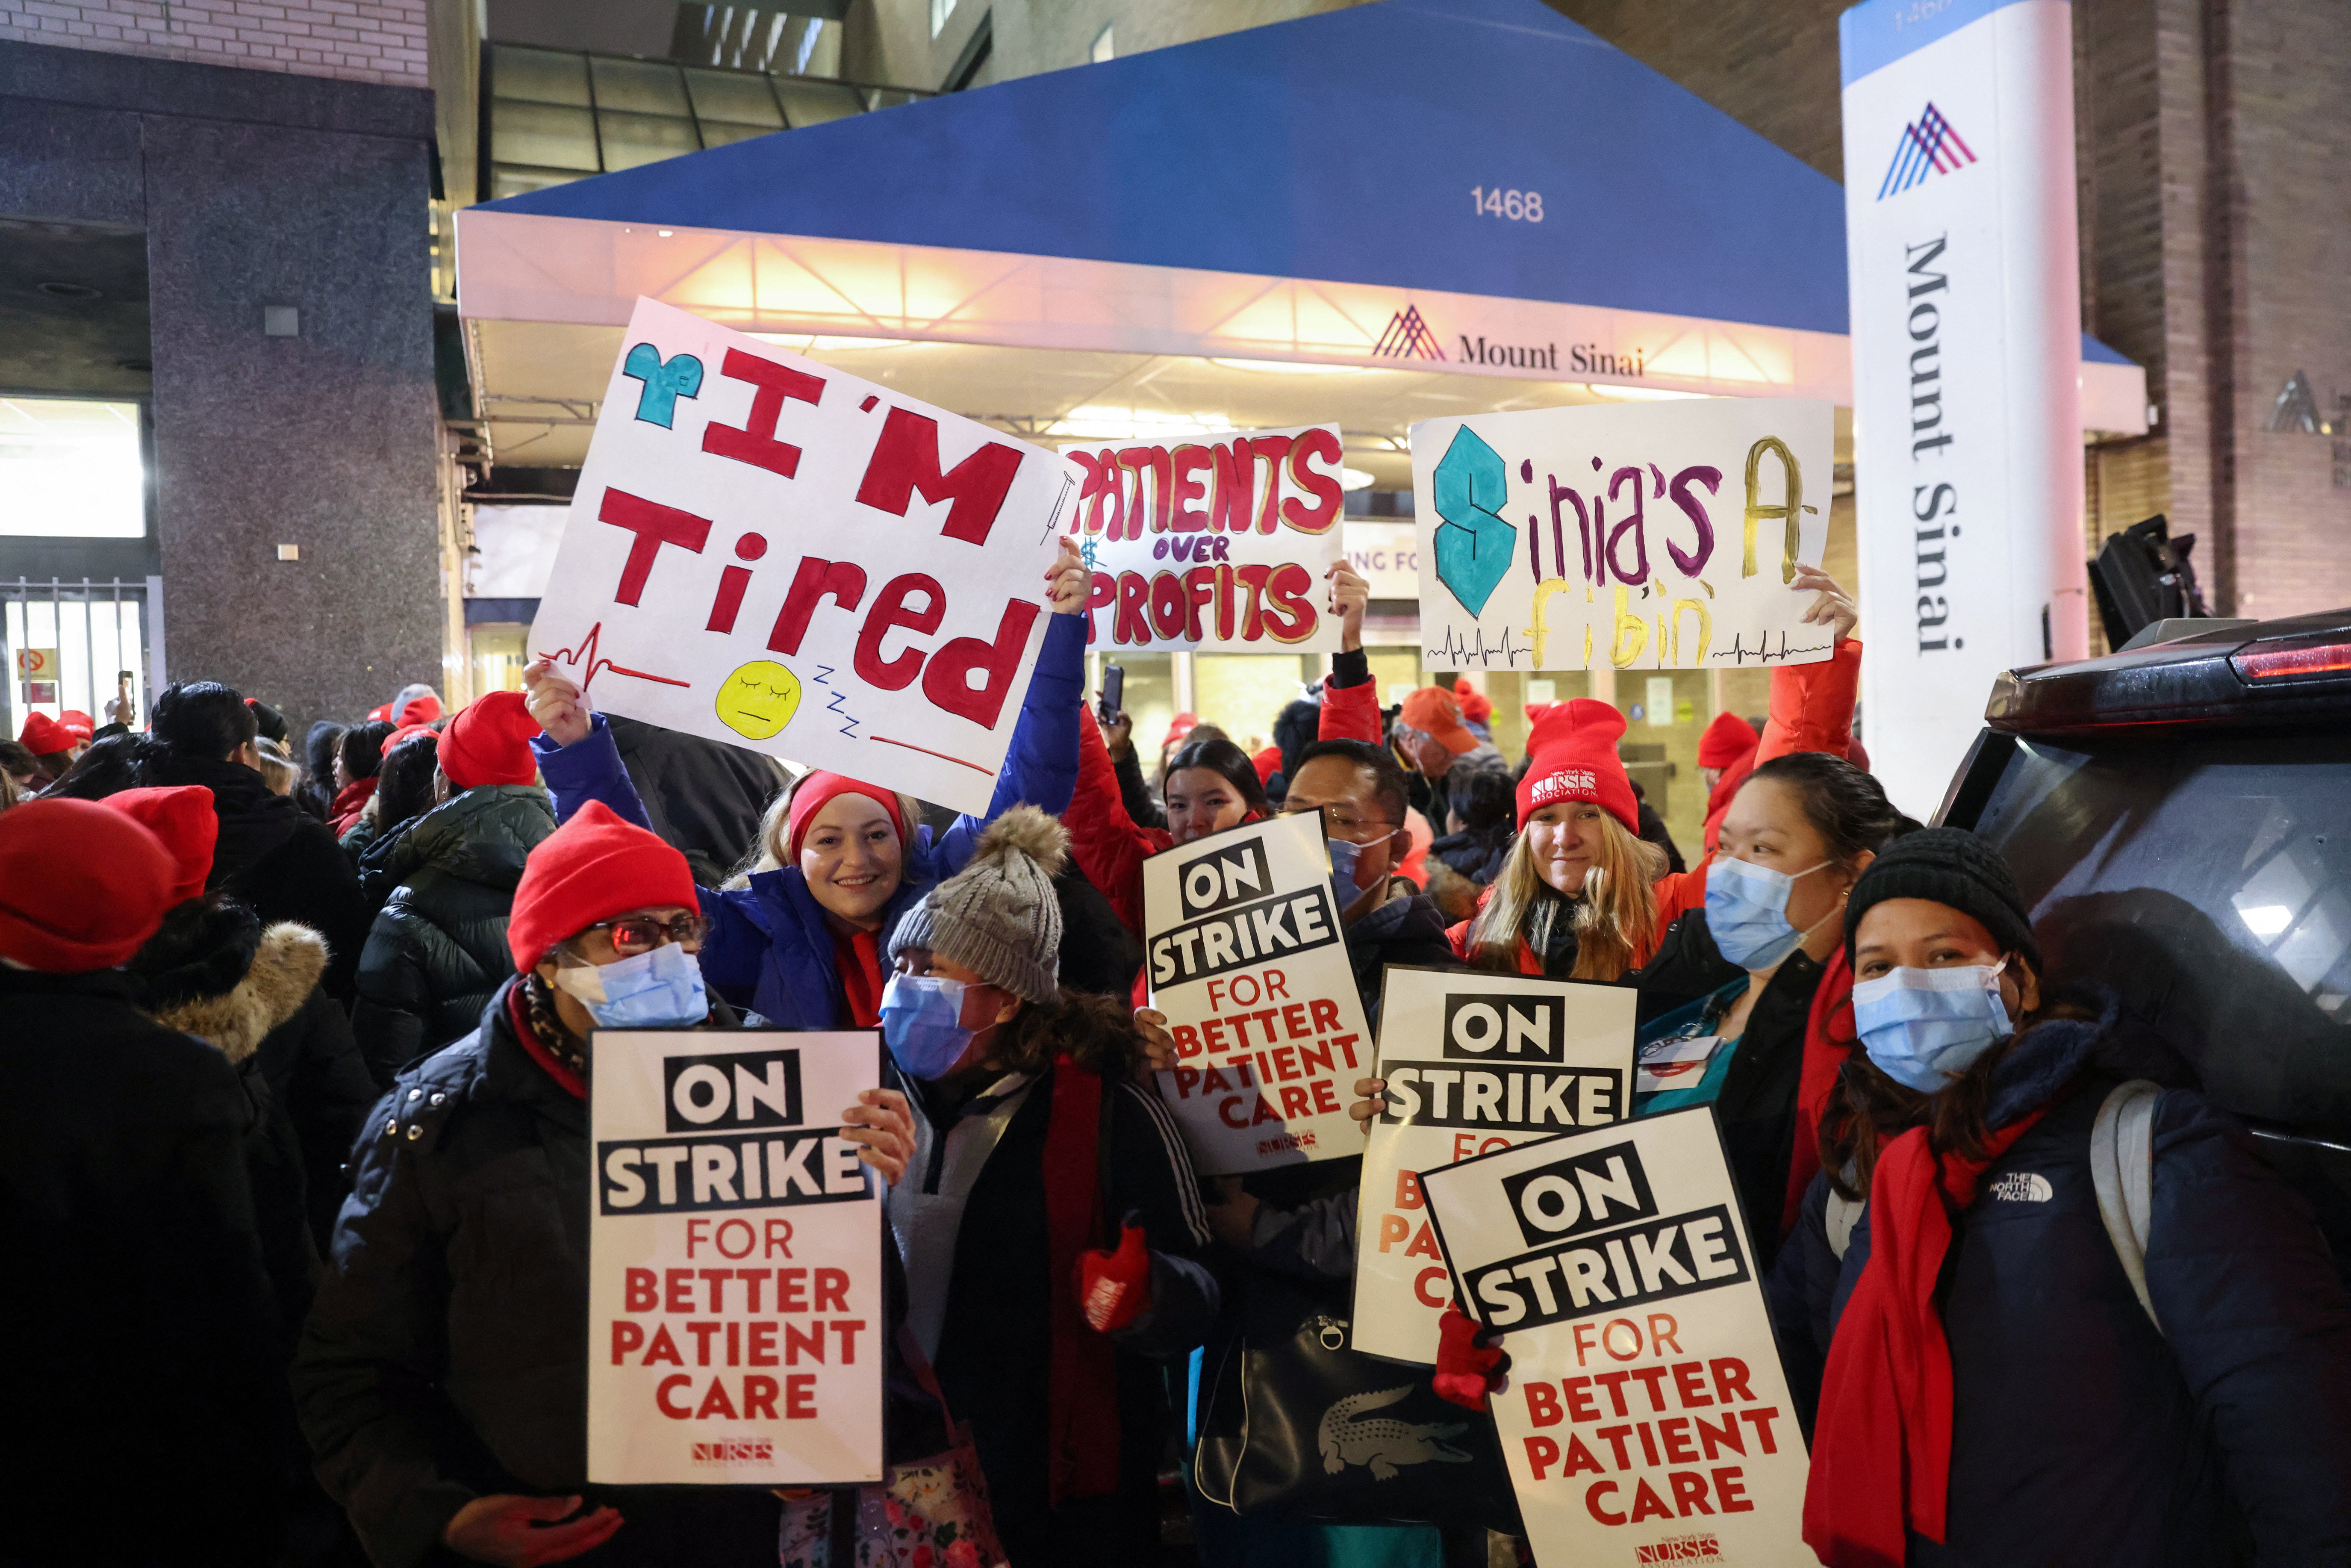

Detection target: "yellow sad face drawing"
[714, 660, 801, 740]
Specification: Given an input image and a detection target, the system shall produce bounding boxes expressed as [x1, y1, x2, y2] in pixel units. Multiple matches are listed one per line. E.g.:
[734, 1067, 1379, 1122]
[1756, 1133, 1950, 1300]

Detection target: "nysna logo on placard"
[1876, 101, 1977, 199]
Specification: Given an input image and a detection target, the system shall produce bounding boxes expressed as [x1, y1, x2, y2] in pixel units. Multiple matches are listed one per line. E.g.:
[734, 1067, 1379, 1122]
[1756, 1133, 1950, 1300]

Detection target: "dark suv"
[1936, 611, 2351, 1251]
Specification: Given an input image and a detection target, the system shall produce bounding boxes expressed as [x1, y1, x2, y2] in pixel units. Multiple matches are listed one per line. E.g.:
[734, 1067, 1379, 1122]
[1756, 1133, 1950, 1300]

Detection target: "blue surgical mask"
[552, 940, 708, 1029]
[879, 972, 975, 1081]
[1705, 855, 1833, 970]
[1852, 961, 2015, 1093]
[1328, 836, 1367, 908]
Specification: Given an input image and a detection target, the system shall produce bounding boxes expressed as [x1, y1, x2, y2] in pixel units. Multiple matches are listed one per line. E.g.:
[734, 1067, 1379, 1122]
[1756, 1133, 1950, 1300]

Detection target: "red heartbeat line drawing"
[868, 735, 992, 775]
[536, 621, 691, 690]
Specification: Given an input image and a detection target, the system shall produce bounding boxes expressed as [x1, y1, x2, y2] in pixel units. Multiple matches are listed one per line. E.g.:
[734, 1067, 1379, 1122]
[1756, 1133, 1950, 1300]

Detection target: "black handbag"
[1192, 1272, 1520, 1531]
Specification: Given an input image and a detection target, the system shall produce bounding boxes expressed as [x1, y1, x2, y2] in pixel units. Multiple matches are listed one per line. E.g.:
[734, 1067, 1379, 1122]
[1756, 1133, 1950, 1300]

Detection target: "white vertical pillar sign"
[1840, 0, 2087, 817]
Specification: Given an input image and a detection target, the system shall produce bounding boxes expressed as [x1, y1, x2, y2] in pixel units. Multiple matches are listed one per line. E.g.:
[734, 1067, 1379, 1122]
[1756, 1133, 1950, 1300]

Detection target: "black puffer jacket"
[351, 784, 555, 1083]
[604, 713, 781, 886]
[152, 752, 372, 1002]
[295, 982, 775, 1568]
[1770, 1000, 2351, 1565]
[0, 965, 292, 1565]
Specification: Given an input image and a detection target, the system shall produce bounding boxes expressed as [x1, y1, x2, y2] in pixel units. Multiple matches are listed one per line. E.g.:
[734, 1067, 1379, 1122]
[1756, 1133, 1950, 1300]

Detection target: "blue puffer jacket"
[532, 612, 1086, 1027]
[1769, 996, 2351, 1567]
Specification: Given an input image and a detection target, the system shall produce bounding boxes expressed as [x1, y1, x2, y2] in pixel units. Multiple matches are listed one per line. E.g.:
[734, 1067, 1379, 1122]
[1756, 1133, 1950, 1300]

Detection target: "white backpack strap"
[2090, 1079, 2164, 1332]
[1825, 1190, 1865, 1262]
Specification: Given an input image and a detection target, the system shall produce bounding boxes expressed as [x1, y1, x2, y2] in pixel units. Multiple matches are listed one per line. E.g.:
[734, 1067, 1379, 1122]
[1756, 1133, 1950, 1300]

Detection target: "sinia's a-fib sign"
[1145, 811, 1370, 1175]
[1059, 424, 1345, 654]
[1351, 969, 1634, 1365]
[588, 1029, 884, 1486]
[531, 297, 1079, 814]
[1412, 398, 1835, 674]
[1419, 1108, 1809, 1565]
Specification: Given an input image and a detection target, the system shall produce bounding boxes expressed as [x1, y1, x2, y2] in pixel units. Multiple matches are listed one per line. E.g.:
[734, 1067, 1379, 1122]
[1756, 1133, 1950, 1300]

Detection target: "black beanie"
[1844, 827, 2042, 971]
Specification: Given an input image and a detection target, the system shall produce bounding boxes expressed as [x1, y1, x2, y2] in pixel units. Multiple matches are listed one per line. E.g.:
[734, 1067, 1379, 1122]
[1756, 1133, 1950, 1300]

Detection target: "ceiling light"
[1341, 467, 1376, 491]
[657, 229, 674, 237]
[1584, 383, 1709, 401]
[1206, 357, 1359, 376]
[753, 333, 913, 351]
[2239, 904, 2294, 937]
[1050, 406, 1236, 442]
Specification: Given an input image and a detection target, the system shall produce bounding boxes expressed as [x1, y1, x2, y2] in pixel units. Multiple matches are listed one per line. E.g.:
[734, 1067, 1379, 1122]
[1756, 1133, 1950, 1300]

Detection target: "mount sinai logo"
[1877, 101, 1977, 199]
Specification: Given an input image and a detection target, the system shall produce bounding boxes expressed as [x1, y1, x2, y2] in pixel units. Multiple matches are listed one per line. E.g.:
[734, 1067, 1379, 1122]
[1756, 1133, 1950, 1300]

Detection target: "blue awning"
[483, 0, 2129, 363]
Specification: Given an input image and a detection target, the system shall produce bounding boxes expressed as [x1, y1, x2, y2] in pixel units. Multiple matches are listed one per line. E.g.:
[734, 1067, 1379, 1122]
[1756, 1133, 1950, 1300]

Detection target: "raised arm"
[1317, 560, 1382, 744]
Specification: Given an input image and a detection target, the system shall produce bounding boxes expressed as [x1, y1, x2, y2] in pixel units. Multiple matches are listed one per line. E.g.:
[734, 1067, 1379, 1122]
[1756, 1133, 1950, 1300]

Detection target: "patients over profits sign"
[531, 298, 1078, 813]
[587, 1029, 884, 1487]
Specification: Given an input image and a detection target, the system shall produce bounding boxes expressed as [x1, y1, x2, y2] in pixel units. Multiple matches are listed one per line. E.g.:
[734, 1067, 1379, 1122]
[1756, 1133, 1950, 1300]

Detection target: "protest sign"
[531, 297, 1080, 814]
[1411, 398, 1835, 674]
[587, 1029, 884, 1486]
[1351, 968, 1635, 1365]
[1061, 424, 1345, 654]
[1145, 811, 1370, 1175]
[1419, 1108, 1810, 1565]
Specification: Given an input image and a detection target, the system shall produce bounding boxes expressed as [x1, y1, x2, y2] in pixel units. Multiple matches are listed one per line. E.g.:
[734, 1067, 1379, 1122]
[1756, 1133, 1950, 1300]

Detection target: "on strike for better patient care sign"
[1420, 1108, 1810, 1566]
[587, 1030, 884, 1486]
[1351, 968, 1635, 1366]
[1145, 811, 1372, 1176]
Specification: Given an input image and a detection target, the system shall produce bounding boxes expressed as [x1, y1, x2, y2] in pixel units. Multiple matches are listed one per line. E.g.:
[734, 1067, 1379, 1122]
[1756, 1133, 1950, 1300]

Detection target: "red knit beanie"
[18, 711, 71, 755]
[0, 798, 177, 971]
[1697, 710, 1760, 769]
[1451, 677, 1493, 727]
[57, 710, 96, 743]
[506, 800, 698, 971]
[784, 772, 906, 861]
[1516, 699, 1639, 833]
[102, 786, 218, 905]
[438, 691, 541, 791]
[396, 693, 443, 728]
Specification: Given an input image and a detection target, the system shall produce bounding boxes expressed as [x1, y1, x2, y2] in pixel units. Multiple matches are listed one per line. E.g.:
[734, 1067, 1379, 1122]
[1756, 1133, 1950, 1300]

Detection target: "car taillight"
[2230, 631, 2351, 682]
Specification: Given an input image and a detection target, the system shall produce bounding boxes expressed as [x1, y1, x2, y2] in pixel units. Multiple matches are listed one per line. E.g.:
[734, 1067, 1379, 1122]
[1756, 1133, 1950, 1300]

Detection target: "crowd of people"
[4, 543, 2347, 1568]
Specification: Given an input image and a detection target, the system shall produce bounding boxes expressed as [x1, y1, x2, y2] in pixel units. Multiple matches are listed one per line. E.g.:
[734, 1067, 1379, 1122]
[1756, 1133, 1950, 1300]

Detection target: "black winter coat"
[351, 784, 556, 1084]
[158, 754, 374, 1002]
[296, 982, 776, 1568]
[1770, 1002, 2351, 1565]
[1628, 908, 1825, 1272]
[604, 713, 781, 886]
[0, 966, 294, 1565]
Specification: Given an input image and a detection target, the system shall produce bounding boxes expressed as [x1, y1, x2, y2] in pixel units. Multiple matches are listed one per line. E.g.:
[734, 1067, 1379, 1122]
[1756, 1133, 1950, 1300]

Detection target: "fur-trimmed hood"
[147, 922, 329, 1063]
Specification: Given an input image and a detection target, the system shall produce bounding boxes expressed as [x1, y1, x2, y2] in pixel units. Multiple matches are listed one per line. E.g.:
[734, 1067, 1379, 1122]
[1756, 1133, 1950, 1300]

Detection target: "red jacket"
[1703, 638, 1864, 851]
[1067, 671, 1384, 941]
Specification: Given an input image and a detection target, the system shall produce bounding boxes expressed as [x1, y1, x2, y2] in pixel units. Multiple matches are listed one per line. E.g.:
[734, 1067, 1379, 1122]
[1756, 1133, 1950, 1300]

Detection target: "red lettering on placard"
[702, 348, 825, 478]
[1210, 438, 1256, 533]
[600, 488, 711, 606]
[1170, 445, 1211, 531]
[854, 574, 942, 690]
[1247, 436, 1294, 533]
[1282, 427, 1345, 534]
[922, 598, 1040, 728]
[769, 557, 868, 655]
[856, 406, 1022, 546]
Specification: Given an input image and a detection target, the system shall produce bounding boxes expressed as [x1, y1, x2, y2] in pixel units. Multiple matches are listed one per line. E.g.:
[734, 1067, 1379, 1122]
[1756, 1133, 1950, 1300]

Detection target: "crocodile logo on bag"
[1990, 1171, 2053, 1203]
[1316, 1386, 1473, 1481]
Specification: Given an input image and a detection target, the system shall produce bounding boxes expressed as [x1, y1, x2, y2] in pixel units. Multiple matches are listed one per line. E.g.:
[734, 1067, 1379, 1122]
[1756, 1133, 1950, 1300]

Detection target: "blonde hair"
[1463, 807, 1666, 981]
[253, 735, 300, 796]
[728, 770, 922, 888]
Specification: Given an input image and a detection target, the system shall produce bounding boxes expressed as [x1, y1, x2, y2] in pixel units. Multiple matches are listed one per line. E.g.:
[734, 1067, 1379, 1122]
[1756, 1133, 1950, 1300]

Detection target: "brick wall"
[0, 0, 426, 86]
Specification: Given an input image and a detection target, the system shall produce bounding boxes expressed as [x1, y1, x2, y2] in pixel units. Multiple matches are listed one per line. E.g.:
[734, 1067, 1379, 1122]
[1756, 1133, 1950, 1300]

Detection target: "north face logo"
[1990, 1172, 2053, 1203]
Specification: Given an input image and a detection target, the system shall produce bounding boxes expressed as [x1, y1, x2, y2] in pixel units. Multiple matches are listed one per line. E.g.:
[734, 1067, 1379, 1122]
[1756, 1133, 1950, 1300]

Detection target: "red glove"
[1433, 1304, 1507, 1410]
[1075, 1214, 1153, 1334]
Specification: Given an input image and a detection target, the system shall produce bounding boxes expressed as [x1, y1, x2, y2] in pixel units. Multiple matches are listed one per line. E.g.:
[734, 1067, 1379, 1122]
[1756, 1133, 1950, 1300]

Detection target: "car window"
[1967, 731, 2351, 1138]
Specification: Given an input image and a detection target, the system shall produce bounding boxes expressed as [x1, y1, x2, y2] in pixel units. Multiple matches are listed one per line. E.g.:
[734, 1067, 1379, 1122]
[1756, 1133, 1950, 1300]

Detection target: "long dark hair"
[1740, 751, 1915, 867]
[37, 732, 156, 800]
[1164, 734, 1272, 819]
[990, 988, 1144, 1079]
[373, 733, 441, 831]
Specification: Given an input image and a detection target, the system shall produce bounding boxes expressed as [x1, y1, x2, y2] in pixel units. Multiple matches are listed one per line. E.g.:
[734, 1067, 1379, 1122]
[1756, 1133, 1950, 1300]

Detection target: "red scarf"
[1041, 1055, 1121, 1506]
[1802, 1103, 2057, 1566]
[506, 983, 585, 1100]
[1783, 945, 1856, 1235]
[832, 928, 884, 1028]
[328, 775, 378, 837]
